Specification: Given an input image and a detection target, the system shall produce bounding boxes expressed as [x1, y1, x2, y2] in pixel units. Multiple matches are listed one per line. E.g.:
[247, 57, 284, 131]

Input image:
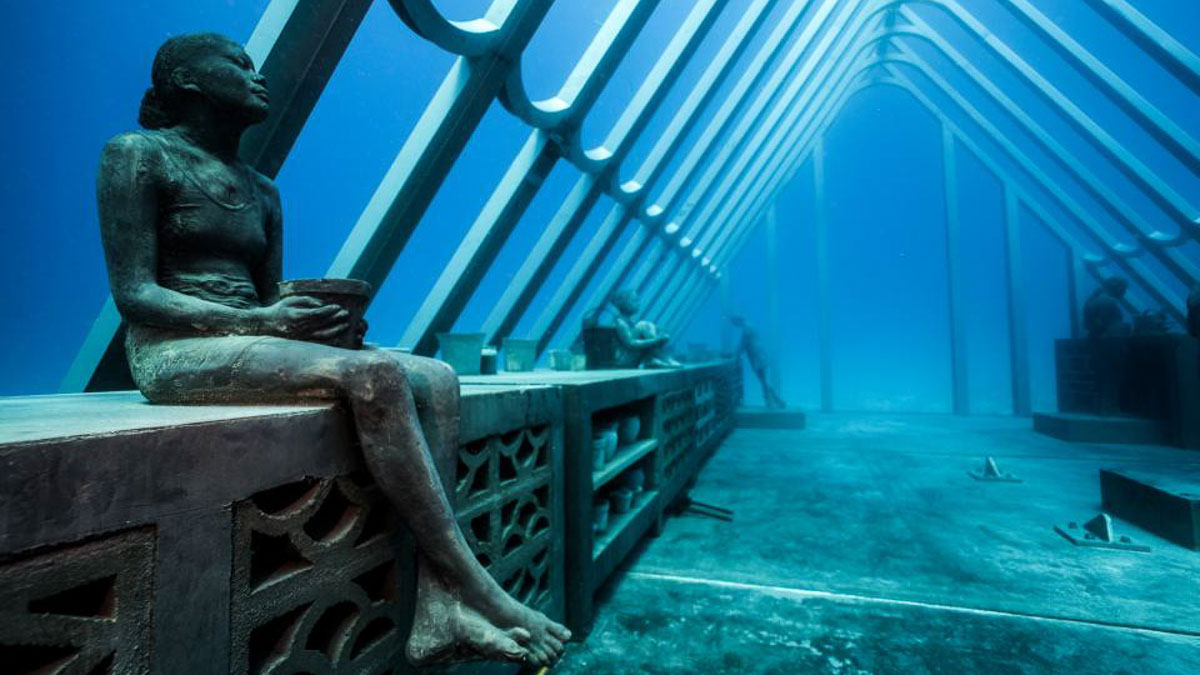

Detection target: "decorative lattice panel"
[454, 425, 555, 612]
[0, 528, 156, 675]
[230, 475, 409, 675]
[694, 379, 718, 451]
[660, 387, 698, 487]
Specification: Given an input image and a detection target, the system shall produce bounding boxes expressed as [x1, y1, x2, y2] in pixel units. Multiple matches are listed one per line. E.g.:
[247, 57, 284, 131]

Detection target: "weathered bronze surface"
[96, 33, 567, 667]
[729, 315, 786, 409]
[1082, 277, 1130, 338]
[598, 289, 680, 369]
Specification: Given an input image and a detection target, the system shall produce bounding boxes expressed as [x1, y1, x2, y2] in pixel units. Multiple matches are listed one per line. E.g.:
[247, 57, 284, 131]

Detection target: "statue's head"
[729, 315, 745, 328]
[1102, 276, 1128, 299]
[139, 33, 269, 130]
[613, 288, 640, 315]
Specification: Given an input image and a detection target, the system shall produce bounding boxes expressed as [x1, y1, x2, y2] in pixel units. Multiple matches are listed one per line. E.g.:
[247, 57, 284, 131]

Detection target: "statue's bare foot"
[407, 573, 531, 666]
[470, 584, 571, 667]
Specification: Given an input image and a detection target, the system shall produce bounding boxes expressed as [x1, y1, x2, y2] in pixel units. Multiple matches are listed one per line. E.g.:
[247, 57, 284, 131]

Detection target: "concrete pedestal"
[1101, 468, 1200, 550]
[736, 407, 807, 429]
[1032, 412, 1168, 445]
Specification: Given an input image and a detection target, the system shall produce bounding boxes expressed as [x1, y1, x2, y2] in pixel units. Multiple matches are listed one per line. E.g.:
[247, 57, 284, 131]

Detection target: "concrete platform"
[1033, 411, 1169, 445]
[1101, 468, 1200, 550]
[735, 407, 807, 429]
[555, 414, 1200, 674]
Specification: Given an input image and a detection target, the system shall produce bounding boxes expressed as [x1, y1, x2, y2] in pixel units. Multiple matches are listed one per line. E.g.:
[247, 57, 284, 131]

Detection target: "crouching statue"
[97, 34, 568, 667]
[599, 289, 681, 368]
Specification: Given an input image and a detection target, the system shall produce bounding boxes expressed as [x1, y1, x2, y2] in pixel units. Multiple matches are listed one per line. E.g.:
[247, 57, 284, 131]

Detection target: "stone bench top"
[0, 384, 551, 448]
[460, 361, 731, 386]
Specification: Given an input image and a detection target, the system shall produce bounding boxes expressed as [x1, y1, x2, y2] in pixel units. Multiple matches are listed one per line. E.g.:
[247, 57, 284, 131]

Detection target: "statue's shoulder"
[103, 129, 164, 152]
[100, 130, 170, 172]
[248, 167, 280, 201]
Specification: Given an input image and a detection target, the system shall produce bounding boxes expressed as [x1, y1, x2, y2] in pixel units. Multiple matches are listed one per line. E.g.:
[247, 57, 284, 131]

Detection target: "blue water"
[1, 1, 1197, 415]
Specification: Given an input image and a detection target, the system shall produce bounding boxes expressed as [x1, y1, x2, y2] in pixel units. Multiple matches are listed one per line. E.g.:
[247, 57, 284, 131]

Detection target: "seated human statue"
[96, 34, 567, 667]
[1083, 277, 1131, 338]
[599, 289, 680, 369]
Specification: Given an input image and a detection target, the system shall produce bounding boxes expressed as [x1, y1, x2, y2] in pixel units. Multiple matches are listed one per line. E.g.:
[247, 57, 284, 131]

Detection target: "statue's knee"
[635, 320, 657, 339]
[430, 359, 460, 394]
[343, 351, 408, 400]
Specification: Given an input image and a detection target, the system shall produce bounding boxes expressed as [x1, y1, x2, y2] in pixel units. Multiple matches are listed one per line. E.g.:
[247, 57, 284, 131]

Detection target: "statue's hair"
[1102, 276, 1129, 293]
[139, 33, 235, 129]
[613, 288, 638, 305]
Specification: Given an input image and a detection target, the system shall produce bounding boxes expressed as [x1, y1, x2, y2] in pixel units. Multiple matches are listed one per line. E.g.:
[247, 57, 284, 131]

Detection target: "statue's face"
[183, 40, 270, 123]
[615, 294, 639, 315]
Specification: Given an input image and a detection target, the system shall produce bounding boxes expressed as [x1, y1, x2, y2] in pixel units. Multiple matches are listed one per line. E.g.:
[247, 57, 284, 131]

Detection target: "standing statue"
[728, 315, 786, 410]
[1083, 277, 1131, 338]
[601, 289, 680, 368]
[97, 34, 567, 667]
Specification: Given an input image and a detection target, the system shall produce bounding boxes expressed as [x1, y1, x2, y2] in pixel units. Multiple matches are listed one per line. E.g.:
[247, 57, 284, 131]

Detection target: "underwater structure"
[1, 0, 1198, 673]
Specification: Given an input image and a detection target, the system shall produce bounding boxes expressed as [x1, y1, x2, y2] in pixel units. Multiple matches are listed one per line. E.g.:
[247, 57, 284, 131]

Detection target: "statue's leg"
[388, 353, 460, 492]
[130, 335, 568, 666]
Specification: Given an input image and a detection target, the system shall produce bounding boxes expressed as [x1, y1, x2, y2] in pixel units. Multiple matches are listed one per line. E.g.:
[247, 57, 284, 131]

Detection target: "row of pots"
[436, 333, 586, 374]
[593, 470, 648, 535]
[591, 417, 642, 471]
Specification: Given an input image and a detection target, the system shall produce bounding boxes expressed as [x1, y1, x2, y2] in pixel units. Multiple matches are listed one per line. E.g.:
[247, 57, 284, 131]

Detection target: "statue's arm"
[97, 133, 266, 335]
[615, 319, 666, 351]
[253, 176, 284, 306]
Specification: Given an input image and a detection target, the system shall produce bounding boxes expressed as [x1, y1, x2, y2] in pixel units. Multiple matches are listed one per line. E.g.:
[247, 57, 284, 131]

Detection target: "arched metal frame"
[62, 0, 1198, 417]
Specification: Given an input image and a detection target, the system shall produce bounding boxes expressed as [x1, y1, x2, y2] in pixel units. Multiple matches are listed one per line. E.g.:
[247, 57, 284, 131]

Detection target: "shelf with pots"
[456, 360, 742, 637]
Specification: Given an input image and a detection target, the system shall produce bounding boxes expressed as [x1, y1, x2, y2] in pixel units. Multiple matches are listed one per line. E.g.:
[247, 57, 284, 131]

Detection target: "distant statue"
[599, 289, 679, 368]
[1083, 277, 1130, 338]
[729, 316, 786, 410]
[1189, 285, 1200, 339]
[97, 34, 566, 667]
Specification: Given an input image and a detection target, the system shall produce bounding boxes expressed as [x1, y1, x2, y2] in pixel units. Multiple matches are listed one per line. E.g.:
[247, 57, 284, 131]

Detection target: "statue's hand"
[256, 296, 350, 340]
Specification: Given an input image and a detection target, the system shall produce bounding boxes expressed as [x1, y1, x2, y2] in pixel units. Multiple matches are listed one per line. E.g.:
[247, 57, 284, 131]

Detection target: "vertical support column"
[1003, 183, 1032, 416]
[766, 204, 783, 391]
[1067, 251, 1086, 339]
[720, 273, 733, 354]
[814, 136, 834, 413]
[942, 125, 970, 415]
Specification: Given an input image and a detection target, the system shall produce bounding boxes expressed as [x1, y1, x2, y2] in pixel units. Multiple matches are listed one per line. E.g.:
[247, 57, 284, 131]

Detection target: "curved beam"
[387, 0, 509, 57]
[499, 0, 662, 131]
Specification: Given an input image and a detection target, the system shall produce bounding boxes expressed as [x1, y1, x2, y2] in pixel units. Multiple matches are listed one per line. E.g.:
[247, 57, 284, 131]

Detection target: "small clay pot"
[593, 501, 610, 535]
[618, 416, 641, 445]
[592, 436, 608, 471]
[502, 338, 538, 372]
[278, 278, 371, 349]
[549, 349, 574, 371]
[436, 333, 486, 375]
[480, 347, 499, 375]
[604, 429, 619, 462]
[610, 489, 634, 514]
[627, 468, 646, 493]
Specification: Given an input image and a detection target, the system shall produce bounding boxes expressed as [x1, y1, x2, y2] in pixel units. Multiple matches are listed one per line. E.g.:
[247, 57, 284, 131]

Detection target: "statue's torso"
[741, 327, 767, 367]
[145, 131, 271, 310]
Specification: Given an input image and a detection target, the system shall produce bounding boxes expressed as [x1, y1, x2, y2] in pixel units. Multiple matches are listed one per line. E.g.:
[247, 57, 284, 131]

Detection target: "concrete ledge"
[0, 384, 565, 675]
[1032, 412, 1168, 445]
[736, 407, 807, 429]
[1101, 468, 1200, 550]
[0, 363, 743, 672]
